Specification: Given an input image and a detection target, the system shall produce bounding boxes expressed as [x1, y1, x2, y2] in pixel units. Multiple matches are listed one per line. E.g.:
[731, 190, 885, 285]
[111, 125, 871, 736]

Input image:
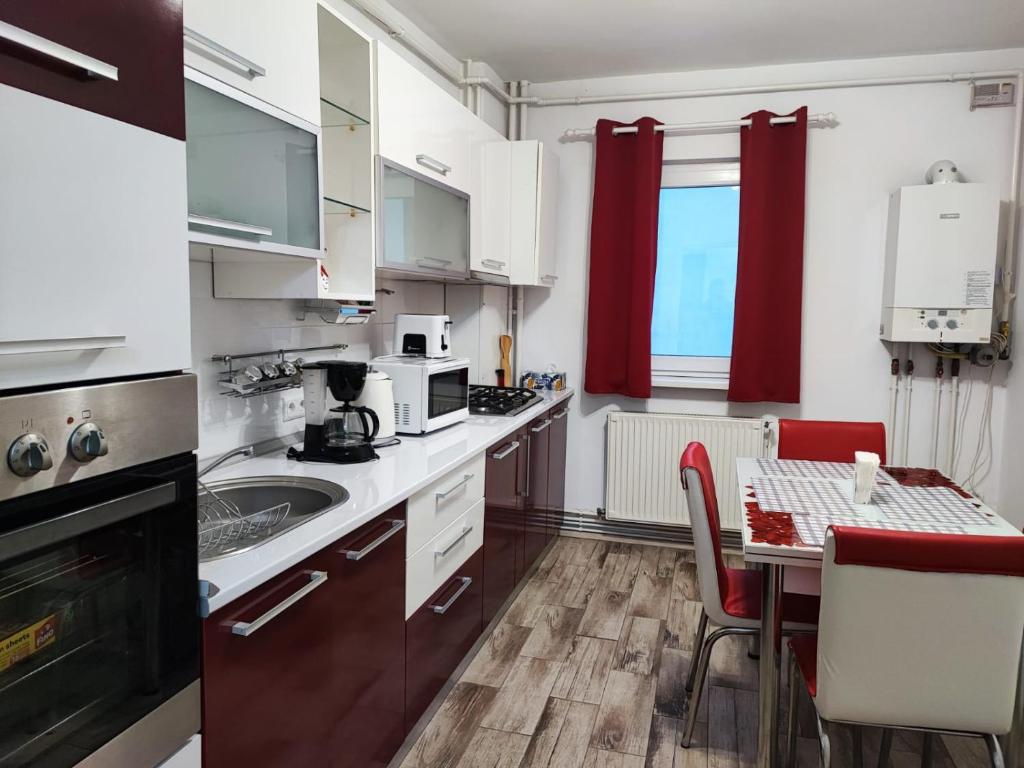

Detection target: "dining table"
[734, 457, 1024, 768]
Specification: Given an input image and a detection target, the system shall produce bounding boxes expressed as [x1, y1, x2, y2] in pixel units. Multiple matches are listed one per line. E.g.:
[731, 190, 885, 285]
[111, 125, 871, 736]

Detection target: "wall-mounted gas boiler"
[880, 182, 1000, 343]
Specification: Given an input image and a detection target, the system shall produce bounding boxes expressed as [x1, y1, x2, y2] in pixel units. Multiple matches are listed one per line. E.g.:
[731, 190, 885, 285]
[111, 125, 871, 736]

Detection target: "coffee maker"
[293, 361, 379, 464]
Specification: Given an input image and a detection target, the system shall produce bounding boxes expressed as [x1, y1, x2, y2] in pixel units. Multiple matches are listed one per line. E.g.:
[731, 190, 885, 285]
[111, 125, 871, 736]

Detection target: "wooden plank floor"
[398, 537, 989, 768]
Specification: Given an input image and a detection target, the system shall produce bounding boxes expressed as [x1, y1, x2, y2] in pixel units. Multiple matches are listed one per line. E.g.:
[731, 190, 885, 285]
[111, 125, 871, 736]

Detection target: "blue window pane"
[652, 186, 739, 358]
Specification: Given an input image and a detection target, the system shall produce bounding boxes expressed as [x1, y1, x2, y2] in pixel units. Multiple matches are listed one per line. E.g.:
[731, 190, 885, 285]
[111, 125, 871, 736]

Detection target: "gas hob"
[468, 385, 539, 416]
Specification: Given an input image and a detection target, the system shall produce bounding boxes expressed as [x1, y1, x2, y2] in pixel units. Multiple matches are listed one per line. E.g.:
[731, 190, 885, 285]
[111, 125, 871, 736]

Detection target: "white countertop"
[198, 388, 574, 614]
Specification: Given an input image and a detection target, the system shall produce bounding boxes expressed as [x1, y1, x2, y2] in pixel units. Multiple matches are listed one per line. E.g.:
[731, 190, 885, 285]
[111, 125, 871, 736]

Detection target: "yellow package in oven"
[0, 614, 58, 675]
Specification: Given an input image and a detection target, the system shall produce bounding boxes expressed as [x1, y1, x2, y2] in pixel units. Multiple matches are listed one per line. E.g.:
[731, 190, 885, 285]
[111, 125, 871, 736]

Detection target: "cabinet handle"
[481, 259, 507, 268]
[435, 525, 473, 558]
[183, 26, 266, 78]
[0, 20, 118, 81]
[0, 335, 126, 356]
[523, 435, 531, 497]
[339, 519, 404, 561]
[229, 570, 328, 637]
[491, 441, 519, 460]
[541, 274, 558, 283]
[531, 419, 552, 434]
[415, 260, 452, 272]
[430, 576, 472, 614]
[553, 409, 569, 420]
[436, 473, 474, 501]
[188, 214, 273, 238]
[416, 154, 452, 176]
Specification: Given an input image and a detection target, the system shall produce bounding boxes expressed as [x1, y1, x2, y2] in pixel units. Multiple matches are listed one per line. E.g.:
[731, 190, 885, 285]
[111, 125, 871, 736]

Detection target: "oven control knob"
[7, 433, 53, 477]
[68, 423, 108, 462]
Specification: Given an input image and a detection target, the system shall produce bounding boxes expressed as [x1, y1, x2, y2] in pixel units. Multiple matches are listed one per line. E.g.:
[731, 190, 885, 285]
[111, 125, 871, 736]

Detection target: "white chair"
[786, 526, 1024, 768]
[679, 442, 819, 748]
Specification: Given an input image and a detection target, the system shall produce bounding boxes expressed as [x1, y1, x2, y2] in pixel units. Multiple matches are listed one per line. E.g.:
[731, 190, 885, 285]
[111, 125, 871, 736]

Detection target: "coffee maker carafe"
[293, 360, 379, 464]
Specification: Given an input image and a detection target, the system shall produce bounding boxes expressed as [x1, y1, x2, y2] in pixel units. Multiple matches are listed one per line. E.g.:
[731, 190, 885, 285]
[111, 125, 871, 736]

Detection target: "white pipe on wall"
[931, 367, 943, 468]
[900, 357, 914, 465]
[947, 369, 960, 475]
[887, 358, 900, 462]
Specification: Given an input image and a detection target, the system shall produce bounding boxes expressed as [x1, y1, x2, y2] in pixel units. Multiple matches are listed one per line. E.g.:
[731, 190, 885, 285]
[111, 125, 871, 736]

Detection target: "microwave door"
[427, 367, 469, 420]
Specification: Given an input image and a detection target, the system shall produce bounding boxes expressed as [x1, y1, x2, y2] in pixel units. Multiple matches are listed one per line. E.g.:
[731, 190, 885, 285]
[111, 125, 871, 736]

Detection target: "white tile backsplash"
[191, 266, 510, 459]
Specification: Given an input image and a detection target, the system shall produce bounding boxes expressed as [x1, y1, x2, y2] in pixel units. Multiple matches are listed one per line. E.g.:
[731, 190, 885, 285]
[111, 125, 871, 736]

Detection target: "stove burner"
[468, 385, 539, 416]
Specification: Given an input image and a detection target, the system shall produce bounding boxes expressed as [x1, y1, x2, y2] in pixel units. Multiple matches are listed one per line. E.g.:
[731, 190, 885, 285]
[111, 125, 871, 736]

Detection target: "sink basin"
[197, 476, 348, 562]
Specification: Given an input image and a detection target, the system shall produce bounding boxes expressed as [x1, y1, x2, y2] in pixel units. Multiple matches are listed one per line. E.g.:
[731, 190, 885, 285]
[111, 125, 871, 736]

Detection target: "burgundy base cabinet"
[524, 414, 552, 567]
[203, 504, 407, 768]
[547, 398, 572, 532]
[483, 436, 525, 625]
[405, 550, 483, 728]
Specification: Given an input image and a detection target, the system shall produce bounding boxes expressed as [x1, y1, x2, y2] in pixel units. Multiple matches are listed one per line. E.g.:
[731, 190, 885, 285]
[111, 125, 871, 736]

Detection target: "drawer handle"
[416, 154, 452, 175]
[435, 525, 473, 558]
[553, 409, 569, 420]
[430, 576, 472, 614]
[183, 26, 266, 79]
[188, 214, 273, 238]
[481, 258, 507, 269]
[339, 519, 404, 561]
[229, 570, 327, 637]
[436, 473, 474, 501]
[0, 20, 118, 81]
[491, 441, 519, 460]
[0, 335, 126, 356]
[531, 419, 552, 434]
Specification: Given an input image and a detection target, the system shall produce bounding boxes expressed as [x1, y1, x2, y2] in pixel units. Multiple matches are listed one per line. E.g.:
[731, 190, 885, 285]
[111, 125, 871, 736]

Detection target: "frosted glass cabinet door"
[185, 77, 321, 254]
[378, 158, 469, 277]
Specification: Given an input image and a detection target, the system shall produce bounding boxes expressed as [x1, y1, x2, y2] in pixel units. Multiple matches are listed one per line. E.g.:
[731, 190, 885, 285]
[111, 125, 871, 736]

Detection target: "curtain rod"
[563, 111, 837, 138]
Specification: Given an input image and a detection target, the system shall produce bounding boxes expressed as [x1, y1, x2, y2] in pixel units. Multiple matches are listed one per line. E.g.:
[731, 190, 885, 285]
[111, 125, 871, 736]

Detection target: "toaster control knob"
[69, 423, 108, 462]
[8, 433, 53, 477]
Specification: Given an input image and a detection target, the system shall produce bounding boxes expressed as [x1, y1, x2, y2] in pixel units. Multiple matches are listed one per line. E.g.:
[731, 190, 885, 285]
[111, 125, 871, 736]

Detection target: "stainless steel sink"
[197, 476, 348, 562]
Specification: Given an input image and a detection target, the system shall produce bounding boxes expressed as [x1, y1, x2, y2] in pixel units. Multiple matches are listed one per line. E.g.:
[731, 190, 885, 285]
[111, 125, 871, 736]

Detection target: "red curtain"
[727, 107, 808, 403]
[584, 117, 664, 399]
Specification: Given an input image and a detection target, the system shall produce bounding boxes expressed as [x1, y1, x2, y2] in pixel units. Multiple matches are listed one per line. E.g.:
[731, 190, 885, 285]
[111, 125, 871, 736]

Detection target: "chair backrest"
[680, 442, 732, 626]
[777, 419, 887, 464]
[815, 527, 1024, 734]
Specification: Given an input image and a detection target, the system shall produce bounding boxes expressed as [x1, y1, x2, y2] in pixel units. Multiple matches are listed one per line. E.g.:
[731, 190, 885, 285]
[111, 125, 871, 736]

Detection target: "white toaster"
[393, 314, 452, 358]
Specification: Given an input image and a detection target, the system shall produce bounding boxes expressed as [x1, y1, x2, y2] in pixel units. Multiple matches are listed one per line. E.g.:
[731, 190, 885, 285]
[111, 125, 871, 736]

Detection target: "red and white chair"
[777, 419, 887, 464]
[679, 442, 820, 748]
[786, 527, 1024, 768]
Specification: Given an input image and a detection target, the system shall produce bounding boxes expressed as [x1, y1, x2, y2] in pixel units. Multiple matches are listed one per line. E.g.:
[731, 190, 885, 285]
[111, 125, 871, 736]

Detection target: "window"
[651, 162, 740, 389]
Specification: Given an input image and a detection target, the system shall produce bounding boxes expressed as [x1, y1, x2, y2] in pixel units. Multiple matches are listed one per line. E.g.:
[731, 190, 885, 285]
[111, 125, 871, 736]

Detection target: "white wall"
[521, 48, 1024, 525]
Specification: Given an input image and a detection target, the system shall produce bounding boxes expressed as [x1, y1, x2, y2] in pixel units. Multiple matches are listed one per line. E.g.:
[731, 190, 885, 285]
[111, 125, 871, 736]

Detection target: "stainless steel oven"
[0, 374, 199, 768]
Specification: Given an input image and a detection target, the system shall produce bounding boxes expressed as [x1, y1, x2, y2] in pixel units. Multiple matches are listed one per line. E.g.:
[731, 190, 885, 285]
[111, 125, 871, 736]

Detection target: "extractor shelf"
[320, 97, 370, 128]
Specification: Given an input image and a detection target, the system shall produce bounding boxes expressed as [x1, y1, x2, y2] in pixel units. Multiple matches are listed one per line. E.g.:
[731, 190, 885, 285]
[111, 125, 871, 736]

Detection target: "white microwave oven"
[370, 356, 470, 435]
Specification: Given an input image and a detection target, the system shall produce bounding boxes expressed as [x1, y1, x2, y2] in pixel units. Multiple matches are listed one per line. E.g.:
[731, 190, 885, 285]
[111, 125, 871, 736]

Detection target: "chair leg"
[877, 729, 894, 768]
[984, 734, 1006, 768]
[681, 626, 757, 748]
[786, 646, 800, 768]
[921, 733, 935, 768]
[684, 608, 709, 693]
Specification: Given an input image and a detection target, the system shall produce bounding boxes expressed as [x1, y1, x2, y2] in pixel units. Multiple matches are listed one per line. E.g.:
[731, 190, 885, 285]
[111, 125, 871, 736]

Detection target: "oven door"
[424, 364, 470, 432]
[0, 453, 199, 768]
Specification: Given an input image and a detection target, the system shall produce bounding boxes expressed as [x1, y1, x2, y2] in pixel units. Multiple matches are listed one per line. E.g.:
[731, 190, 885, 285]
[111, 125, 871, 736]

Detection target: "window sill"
[651, 374, 730, 391]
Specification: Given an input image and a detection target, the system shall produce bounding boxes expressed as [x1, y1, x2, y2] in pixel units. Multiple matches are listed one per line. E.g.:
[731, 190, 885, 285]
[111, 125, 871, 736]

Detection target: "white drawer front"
[406, 452, 485, 557]
[405, 498, 484, 618]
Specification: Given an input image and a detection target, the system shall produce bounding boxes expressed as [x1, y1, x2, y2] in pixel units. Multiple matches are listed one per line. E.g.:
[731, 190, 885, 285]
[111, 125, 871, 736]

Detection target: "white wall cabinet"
[183, 0, 320, 126]
[509, 140, 560, 287]
[376, 44, 472, 195]
[471, 126, 512, 281]
[0, 84, 190, 389]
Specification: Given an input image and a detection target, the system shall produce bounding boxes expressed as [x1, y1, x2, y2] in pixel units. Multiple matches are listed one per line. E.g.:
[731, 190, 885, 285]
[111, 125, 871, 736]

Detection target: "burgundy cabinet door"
[546, 398, 572, 537]
[313, 505, 407, 768]
[405, 550, 483, 729]
[0, 0, 185, 138]
[203, 563, 335, 768]
[483, 436, 524, 626]
[523, 415, 552, 570]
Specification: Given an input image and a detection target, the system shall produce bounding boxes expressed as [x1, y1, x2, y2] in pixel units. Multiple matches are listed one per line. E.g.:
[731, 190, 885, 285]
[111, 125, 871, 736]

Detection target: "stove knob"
[7, 433, 53, 477]
[68, 422, 108, 462]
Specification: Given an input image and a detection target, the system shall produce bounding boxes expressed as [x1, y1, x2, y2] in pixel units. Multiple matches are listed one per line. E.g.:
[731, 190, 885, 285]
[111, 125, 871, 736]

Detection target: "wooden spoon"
[499, 335, 512, 387]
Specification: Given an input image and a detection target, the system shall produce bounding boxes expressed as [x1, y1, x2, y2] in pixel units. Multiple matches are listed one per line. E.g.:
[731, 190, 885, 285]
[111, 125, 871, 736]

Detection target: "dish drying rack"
[197, 481, 291, 557]
[212, 343, 348, 399]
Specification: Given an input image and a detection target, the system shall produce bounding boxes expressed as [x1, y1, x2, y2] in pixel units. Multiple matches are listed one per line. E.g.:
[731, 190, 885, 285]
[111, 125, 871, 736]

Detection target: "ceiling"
[384, 0, 1024, 83]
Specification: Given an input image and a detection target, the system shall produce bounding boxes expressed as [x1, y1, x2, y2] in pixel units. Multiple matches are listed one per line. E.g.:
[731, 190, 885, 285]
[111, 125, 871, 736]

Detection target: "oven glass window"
[0, 456, 198, 768]
[428, 368, 469, 419]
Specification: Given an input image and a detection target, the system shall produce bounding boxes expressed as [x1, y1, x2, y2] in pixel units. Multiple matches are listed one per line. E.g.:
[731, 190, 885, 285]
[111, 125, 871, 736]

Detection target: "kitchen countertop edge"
[198, 388, 574, 614]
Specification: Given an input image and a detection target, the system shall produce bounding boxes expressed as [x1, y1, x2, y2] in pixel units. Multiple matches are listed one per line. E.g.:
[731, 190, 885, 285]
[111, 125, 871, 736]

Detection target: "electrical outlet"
[281, 391, 305, 423]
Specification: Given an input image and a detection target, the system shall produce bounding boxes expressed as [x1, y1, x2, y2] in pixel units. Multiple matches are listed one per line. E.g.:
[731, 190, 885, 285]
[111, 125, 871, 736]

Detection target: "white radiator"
[605, 412, 767, 531]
